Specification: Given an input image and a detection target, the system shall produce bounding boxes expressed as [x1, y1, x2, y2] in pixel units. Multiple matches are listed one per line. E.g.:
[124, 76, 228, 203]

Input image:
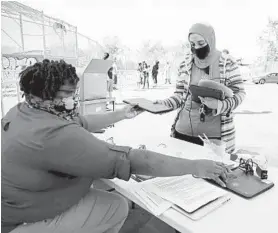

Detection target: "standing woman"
[152, 60, 159, 87]
[164, 62, 171, 84]
[142, 61, 150, 89]
[155, 23, 246, 153]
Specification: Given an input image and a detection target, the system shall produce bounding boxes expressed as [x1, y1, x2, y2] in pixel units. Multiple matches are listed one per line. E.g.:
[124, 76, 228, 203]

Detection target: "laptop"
[206, 167, 274, 199]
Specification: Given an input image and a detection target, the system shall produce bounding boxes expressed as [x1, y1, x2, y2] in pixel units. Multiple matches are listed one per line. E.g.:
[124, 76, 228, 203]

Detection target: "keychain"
[199, 104, 205, 122]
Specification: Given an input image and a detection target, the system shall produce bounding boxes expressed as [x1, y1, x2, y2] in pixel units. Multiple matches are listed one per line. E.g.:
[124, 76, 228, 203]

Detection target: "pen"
[203, 133, 209, 142]
[198, 135, 205, 143]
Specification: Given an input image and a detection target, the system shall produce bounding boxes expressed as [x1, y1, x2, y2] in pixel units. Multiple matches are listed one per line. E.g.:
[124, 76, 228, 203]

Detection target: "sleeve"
[42, 124, 132, 181]
[216, 60, 246, 115]
[73, 115, 88, 128]
[161, 60, 191, 110]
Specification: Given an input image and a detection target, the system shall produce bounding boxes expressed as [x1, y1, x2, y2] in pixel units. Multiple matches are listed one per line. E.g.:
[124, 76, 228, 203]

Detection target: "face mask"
[191, 44, 210, 60]
[63, 97, 76, 110]
[54, 95, 80, 112]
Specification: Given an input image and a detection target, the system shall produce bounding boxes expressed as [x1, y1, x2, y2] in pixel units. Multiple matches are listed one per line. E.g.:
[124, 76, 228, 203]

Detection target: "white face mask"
[61, 96, 80, 111]
[63, 97, 75, 110]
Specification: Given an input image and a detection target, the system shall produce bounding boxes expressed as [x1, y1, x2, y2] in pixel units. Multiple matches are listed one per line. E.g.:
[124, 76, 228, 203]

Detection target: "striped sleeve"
[161, 60, 191, 110]
[219, 62, 246, 114]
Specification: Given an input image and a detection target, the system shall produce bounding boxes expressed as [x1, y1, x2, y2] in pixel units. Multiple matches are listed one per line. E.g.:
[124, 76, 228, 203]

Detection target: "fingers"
[214, 163, 229, 181]
[213, 176, 227, 188]
[135, 109, 144, 115]
[129, 104, 139, 108]
[220, 171, 228, 182]
[214, 162, 225, 171]
[226, 167, 237, 179]
[215, 164, 237, 182]
[198, 96, 205, 104]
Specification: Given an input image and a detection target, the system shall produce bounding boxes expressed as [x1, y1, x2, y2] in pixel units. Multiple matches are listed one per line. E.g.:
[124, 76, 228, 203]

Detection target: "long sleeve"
[74, 110, 124, 133]
[42, 124, 132, 181]
[161, 60, 192, 110]
[218, 61, 246, 114]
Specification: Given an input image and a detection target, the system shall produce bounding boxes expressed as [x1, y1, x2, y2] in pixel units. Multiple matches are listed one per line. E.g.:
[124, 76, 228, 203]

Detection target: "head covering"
[188, 23, 221, 69]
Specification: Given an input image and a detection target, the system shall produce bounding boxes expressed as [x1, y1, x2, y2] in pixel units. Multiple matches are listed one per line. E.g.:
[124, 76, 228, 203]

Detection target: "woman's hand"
[193, 159, 235, 187]
[120, 105, 144, 119]
[198, 97, 220, 110]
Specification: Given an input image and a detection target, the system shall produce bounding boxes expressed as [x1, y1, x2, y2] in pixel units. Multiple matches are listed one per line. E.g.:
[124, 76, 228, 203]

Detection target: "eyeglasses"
[237, 158, 268, 179]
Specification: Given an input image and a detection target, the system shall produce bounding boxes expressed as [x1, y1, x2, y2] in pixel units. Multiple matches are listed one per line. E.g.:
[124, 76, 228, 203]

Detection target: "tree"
[102, 36, 125, 59]
[258, 18, 278, 63]
[139, 40, 167, 63]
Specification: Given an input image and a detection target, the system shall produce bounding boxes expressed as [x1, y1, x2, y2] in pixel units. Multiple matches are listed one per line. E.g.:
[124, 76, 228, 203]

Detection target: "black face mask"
[191, 44, 210, 60]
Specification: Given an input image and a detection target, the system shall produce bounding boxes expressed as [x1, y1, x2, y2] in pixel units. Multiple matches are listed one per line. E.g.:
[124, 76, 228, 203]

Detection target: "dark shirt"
[1, 103, 131, 232]
[152, 64, 159, 76]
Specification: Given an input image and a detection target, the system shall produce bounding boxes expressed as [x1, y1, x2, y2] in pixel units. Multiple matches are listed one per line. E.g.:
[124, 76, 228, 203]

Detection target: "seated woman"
[155, 23, 246, 153]
[2, 59, 233, 233]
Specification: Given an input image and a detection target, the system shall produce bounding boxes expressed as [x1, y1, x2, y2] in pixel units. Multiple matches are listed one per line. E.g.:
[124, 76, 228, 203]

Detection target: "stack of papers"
[129, 175, 231, 219]
[128, 185, 173, 216]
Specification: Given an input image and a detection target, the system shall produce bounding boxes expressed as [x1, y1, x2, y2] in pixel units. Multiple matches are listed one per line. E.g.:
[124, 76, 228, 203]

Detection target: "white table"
[95, 124, 278, 233]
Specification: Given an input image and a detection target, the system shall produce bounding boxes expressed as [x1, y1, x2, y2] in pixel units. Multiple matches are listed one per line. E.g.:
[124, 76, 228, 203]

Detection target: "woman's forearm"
[84, 110, 125, 132]
[128, 149, 196, 177]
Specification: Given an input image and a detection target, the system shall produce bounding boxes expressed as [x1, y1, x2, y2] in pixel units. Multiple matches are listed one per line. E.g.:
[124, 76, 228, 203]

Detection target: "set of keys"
[199, 104, 206, 122]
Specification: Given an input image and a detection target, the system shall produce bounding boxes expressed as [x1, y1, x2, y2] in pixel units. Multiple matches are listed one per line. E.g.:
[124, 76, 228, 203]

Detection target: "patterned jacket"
[161, 52, 246, 153]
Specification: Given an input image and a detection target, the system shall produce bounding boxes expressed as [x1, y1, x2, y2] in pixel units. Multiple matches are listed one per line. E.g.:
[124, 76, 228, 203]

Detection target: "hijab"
[188, 23, 221, 78]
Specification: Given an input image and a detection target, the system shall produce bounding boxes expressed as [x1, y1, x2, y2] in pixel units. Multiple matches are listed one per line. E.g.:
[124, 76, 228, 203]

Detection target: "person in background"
[2, 59, 233, 233]
[155, 23, 246, 153]
[152, 60, 159, 87]
[103, 52, 114, 99]
[107, 65, 114, 98]
[112, 60, 118, 90]
[103, 52, 110, 60]
[164, 61, 171, 84]
[142, 61, 150, 89]
[137, 62, 143, 88]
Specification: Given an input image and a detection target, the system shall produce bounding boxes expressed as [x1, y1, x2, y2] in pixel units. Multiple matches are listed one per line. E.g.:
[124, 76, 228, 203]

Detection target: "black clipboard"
[123, 98, 173, 114]
[206, 168, 274, 199]
[189, 85, 225, 102]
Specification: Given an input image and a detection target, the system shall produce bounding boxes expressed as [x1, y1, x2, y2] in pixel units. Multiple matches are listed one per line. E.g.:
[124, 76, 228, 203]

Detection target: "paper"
[128, 185, 173, 216]
[142, 176, 228, 214]
[172, 194, 231, 221]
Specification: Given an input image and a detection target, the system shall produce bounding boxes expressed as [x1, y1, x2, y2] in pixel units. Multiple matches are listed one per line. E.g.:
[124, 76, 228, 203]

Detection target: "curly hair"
[19, 59, 79, 100]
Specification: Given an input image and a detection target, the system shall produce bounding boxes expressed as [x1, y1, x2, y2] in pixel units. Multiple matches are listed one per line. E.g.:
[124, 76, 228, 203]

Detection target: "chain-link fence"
[1, 1, 105, 116]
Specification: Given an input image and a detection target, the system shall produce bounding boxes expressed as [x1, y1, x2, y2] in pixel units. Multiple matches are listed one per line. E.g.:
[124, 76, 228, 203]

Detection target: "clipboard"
[189, 85, 225, 102]
[206, 168, 274, 199]
[123, 98, 173, 114]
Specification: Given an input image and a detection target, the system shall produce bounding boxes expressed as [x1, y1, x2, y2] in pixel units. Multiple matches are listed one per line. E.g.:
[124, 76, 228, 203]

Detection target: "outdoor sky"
[19, 0, 278, 62]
